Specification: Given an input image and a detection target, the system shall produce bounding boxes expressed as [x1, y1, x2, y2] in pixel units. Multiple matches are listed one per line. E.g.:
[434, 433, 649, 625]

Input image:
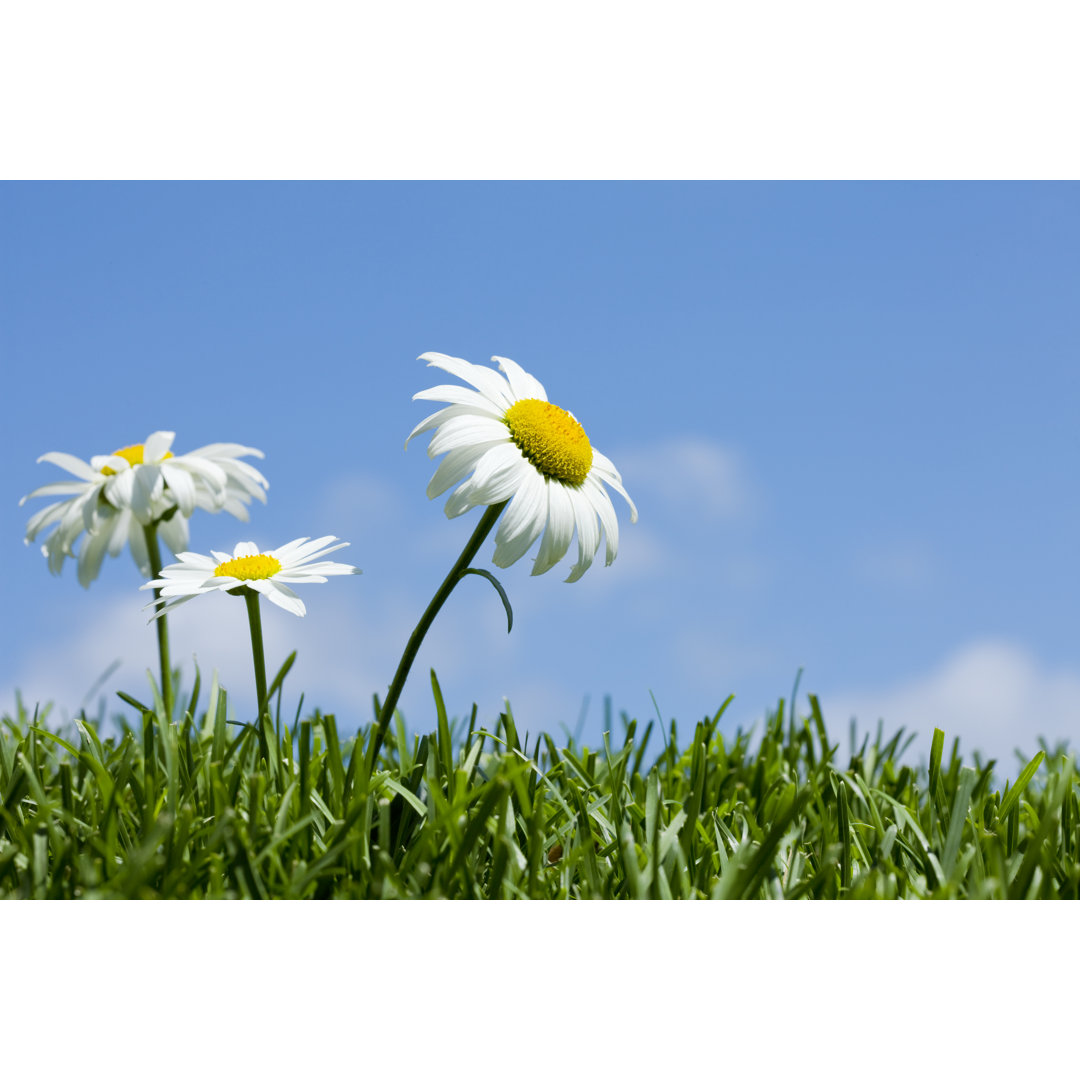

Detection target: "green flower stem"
[368, 500, 508, 771]
[243, 588, 272, 759]
[143, 523, 173, 721]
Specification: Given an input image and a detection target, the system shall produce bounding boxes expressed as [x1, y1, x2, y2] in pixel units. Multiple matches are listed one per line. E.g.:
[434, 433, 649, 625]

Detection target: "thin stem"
[367, 500, 507, 771]
[143, 523, 173, 721]
[243, 588, 272, 761]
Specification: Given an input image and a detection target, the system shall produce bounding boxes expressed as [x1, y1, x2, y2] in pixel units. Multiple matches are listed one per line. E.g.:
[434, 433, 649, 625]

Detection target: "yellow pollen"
[100, 443, 173, 475]
[213, 553, 282, 581]
[504, 398, 593, 486]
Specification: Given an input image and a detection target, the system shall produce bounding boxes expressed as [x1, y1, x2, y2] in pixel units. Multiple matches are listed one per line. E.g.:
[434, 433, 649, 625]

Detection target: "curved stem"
[243, 588, 272, 761]
[143, 523, 173, 721]
[367, 501, 507, 771]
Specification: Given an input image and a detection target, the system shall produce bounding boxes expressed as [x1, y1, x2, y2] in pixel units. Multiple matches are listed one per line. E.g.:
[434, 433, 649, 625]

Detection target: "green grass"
[1, 670, 1076, 898]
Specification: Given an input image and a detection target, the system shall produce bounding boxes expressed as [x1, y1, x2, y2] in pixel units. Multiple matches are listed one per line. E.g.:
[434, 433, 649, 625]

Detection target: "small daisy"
[407, 352, 637, 582]
[141, 537, 361, 618]
[21, 431, 269, 586]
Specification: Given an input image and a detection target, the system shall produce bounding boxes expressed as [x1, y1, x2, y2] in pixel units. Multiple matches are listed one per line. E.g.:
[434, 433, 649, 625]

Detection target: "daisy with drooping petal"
[367, 351, 638, 771]
[141, 537, 361, 618]
[24, 430, 269, 722]
[407, 352, 637, 582]
[21, 431, 269, 587]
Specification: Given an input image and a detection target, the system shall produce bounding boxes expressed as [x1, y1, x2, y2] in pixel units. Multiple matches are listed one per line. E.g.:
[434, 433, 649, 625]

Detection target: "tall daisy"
[367, 351, 637, 770]
[141, 538, 360, 748]
[408, 352, 637, 582]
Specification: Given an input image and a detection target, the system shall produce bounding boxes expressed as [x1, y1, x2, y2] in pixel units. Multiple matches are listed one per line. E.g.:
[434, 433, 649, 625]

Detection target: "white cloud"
[822, 640, 1080, 772]
[1, 565, 537, 745]
[668, 624, 779, 687]
[1, 585, 380, 729]
[3, 595, 163, 721]
[558, 435, 762, 592]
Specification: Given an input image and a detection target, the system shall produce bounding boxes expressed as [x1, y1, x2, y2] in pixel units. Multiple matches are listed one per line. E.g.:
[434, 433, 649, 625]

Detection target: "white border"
[2, 2, 1078, 178]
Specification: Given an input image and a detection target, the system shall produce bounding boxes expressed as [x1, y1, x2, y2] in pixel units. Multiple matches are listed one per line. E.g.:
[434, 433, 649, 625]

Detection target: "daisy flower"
[21, 431, 269, 586]
[407, 352, 637, 582]
[141, 537, 361, 618]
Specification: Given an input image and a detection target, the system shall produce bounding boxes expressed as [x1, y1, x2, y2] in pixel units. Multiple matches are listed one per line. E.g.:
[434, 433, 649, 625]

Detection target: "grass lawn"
[2, 671, 1075, 899]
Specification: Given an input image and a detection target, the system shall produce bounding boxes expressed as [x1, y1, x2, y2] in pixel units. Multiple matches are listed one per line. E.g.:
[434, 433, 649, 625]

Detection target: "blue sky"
[3, 182, 1078, 771]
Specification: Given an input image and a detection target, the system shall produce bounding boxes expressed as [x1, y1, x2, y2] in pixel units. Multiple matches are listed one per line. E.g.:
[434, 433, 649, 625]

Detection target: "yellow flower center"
[100, 443, 173, 475]
[504, 398, 593, 486]
[213, 553, 282, 581]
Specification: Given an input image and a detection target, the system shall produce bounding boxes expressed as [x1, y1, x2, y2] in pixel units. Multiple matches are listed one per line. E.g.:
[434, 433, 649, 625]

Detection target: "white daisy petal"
[157, 512, 190, 557]
[19, 480, 97, 505]
[185, 442, 264, 461]
[497, 467, 548, 542]
[290, 547, 353, 569]
[217, 496, 251, 521]
[290, 560, 362, 577]
[564, 486, 603, 583]
[590, 449, 638, 522]
[80, 491, 100, 532]
[108, 510, 134, 557]
[418, 352, 515, 409]
[218, 456, 269, 493]
[442, 487, 478, 519]
[492, 468, 548, 568]
[175, 551, 218, 569]
[160, 462, 197, 516]
[144, 431, 176, 461]
[252, 579, 307, 616]
[127, 518, 151, 576]
[426, 442, 501, 499]
[531, 480, 576, 576]
[77, 526, 113, 589]
[129, 464, 164, 523]
[493, 356, 548, 402]
[44, 533, 68, 576]
[105, 468, 136, 511]
[427, 415, 509, 459]
[170, 455, 228, 490]
[413, 383, 508, 417]
[24, 500, 72, 540]
[144, 594, 197, 619]
[444, 446, 530, 517]
[267, 536, 313, 560]
[584, 475, 620, 566]
[466, 443, 531, 499]
[35, 452, 101, 481]
[406, 403, 499, 449]
[273, 536, 346, 564]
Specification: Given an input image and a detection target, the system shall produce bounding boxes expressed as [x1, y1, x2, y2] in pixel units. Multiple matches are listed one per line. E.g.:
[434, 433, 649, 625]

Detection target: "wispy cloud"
[312, 470, 408, 543]
[2, 586, 379, 728]
[853, 538, 935, 588]
[614, 436, 757, 523]
[822, 640, 1080, 772]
